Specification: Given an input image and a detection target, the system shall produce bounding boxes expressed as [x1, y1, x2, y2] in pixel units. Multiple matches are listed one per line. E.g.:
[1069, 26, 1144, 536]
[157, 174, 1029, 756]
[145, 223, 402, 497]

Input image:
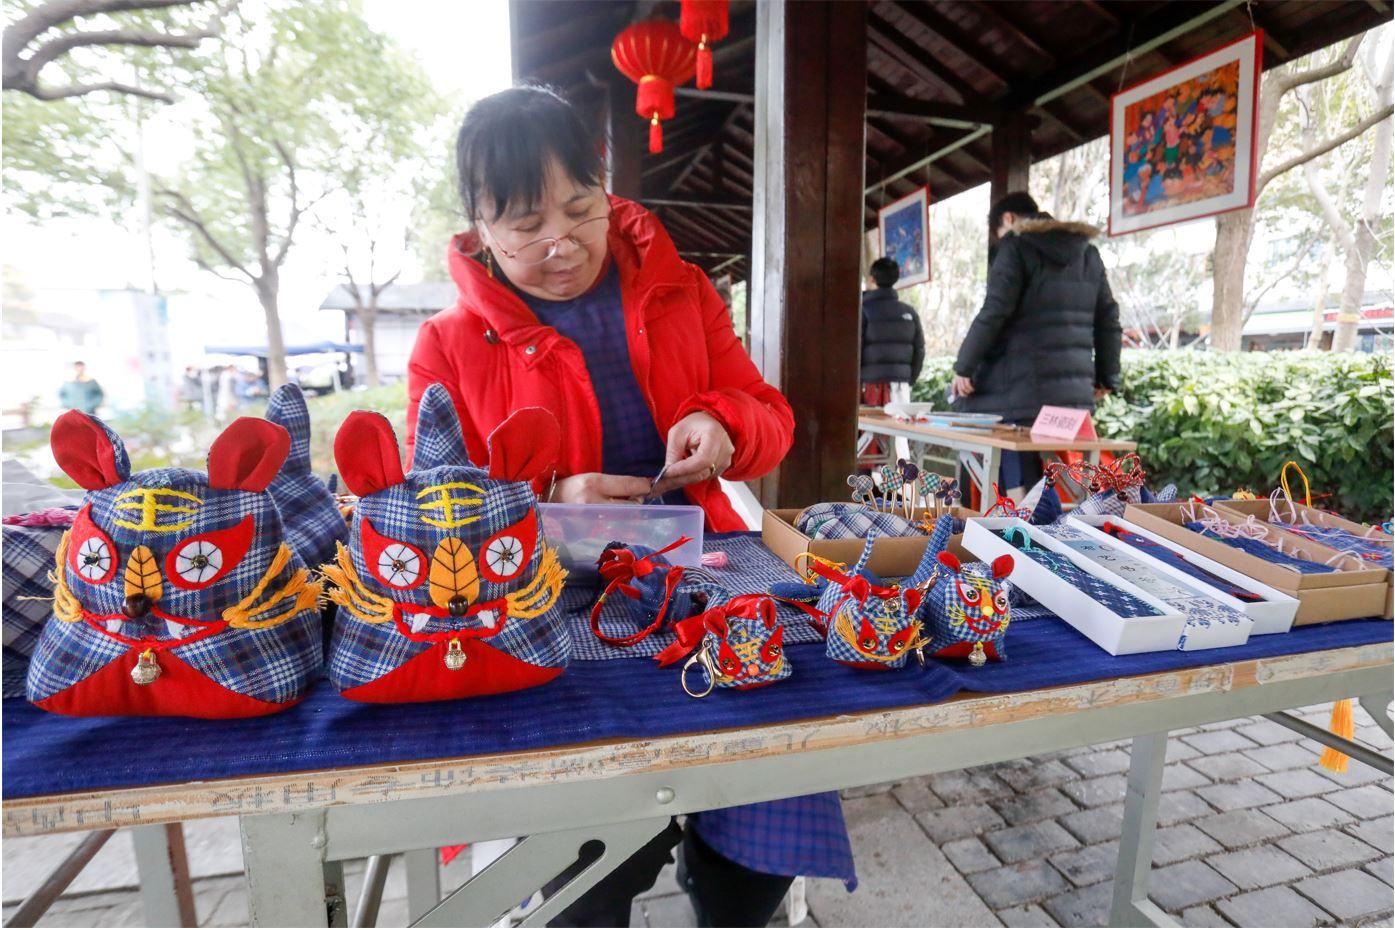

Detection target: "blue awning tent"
[203, 341, 363, 357]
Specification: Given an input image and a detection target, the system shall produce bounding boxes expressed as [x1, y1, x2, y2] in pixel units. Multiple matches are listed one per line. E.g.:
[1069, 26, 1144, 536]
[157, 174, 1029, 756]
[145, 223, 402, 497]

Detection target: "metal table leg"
[1360, 692, 1394, 739]
[1109, 732, 1178, 929]
[131, 823, 198, 927]
[412, 816, 671, 928]
[242, 811, 347, 928]
[402, 849, 441, 924]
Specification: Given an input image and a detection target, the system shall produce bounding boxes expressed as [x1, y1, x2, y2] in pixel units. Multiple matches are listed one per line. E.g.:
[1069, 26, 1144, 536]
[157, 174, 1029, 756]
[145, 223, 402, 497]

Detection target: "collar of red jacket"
[447, 195, 689, 342]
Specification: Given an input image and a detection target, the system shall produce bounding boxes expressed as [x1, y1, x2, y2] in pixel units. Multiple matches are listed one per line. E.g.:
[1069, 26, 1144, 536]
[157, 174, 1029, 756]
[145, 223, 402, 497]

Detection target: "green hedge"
[915, 351, 1393, 523]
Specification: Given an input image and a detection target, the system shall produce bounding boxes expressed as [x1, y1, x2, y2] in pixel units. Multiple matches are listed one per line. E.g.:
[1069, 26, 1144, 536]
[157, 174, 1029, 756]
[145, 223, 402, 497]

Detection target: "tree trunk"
[1332, 56, 1392, 352]
[256, 278, 288, 390]
[1306, 260, 1329, 349]
[359, 302, 380, 388]
[1331, 225, 1375, 352]
[1210, 209, 1256, 351]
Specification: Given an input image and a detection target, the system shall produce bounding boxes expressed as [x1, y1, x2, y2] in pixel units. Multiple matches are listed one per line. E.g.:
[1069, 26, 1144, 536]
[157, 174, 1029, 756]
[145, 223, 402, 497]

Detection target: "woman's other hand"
[952, 374, 975, 397]
[654, 412, 734, 494]
[552, 473, 651, 504]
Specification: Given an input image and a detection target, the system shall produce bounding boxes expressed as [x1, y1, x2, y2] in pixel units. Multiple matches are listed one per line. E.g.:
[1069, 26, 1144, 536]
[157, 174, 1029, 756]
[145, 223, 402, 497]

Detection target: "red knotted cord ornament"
[611, 19, 696, 154]
[680, 0, 729, 90]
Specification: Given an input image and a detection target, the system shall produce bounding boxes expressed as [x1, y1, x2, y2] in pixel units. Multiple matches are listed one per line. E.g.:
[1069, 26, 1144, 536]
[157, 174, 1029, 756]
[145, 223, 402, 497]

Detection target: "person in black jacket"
[860, 257, 926, 406]
[952, 192, 1123, 495]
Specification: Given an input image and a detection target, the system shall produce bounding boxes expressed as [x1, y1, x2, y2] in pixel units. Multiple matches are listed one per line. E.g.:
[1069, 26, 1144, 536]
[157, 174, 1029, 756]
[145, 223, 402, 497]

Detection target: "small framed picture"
[877, 186, 931, 288]
[1109, 31, 1263, 236]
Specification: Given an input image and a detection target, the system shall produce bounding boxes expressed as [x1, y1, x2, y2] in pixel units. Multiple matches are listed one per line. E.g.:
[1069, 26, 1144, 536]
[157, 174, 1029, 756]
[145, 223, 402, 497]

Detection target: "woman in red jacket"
[407, 88, 852, 927]
[406, 93, 793, 531]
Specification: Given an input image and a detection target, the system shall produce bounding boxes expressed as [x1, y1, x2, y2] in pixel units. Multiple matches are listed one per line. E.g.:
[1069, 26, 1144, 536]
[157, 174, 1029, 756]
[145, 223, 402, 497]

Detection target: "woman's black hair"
[455, 85, 604, 223]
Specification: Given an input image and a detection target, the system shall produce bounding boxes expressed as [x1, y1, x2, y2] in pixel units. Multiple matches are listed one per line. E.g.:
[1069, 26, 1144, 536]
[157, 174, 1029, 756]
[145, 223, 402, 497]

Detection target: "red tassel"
[649, 114, 662, 154]
[697, 44, 712, 89]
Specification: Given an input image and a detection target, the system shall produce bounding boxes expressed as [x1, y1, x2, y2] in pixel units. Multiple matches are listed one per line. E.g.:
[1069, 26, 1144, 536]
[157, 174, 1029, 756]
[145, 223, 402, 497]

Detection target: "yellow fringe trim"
[321, 542, 396, 624]
[223, 543, 323, 629]
[49, 532, 84, 623]
[505, 546, 567, 620]
[1319, 699, 1354, 773]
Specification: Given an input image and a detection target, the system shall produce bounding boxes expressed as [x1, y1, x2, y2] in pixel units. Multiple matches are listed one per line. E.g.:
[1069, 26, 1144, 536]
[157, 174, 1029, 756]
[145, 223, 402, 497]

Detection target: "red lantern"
[680, 0, 729, 90]
[611, 20, 696, 154]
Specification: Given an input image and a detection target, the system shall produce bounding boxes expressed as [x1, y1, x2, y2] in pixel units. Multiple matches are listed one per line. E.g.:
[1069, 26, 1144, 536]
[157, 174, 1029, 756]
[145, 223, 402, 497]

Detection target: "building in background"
[319, 283, 455, 383]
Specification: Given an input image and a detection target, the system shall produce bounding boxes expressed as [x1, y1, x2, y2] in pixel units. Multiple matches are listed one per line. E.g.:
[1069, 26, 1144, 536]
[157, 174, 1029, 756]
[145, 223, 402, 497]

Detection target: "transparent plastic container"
[538, 503, 705, 581]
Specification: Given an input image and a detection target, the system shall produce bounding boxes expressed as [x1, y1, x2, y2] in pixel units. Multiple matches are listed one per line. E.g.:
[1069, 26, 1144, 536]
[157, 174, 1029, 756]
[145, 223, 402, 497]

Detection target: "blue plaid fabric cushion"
[794, 503, 923, 540]
[3, 525, 68, 698]
[264, 384, 348, 568]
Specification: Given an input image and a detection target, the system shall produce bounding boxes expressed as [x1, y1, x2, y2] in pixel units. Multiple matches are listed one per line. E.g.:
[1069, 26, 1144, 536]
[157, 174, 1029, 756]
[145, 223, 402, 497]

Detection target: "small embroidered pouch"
[908, 515, 1014, 665]
[590, 538, 728, 647]
[655, 595, 790, 697]
[323, 384, 570, 703]
[27, 412, 324, 718]
[812, 534, 925, 670]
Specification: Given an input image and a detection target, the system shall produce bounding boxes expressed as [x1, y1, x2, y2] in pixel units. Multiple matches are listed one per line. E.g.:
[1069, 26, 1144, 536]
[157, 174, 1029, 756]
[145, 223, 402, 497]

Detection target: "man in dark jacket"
[860, 257, 926, 406]
[952, 192, 1123, 494]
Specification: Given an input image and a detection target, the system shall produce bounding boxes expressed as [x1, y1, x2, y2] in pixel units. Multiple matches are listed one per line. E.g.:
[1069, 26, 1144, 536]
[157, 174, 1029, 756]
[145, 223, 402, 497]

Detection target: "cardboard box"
[761, 507, 977, 578]
[1066, 514, 1298, 635]
[1215, 498, 1394, 545]
[1124, 503, 1390, 624]
[963, 517, 1188, 655]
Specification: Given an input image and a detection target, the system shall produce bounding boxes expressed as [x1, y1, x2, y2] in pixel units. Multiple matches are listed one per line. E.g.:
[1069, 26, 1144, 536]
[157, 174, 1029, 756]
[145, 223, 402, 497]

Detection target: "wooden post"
[606, 73, 643, 200]
[750, 0, 868, 508]
[989, 111, 1033, 212]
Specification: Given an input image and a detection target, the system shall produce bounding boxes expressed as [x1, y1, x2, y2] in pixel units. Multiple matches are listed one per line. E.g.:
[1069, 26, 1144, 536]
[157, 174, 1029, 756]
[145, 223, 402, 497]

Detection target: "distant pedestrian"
[215, 366, 238, 423]
[58, 361, 104, 415]
[180, 367, 203, 413]
[860, 258, 925, 407]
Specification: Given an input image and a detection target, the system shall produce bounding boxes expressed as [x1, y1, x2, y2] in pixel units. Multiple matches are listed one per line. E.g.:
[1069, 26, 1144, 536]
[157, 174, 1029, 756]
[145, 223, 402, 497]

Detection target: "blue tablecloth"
[4, 535, 1390, 800]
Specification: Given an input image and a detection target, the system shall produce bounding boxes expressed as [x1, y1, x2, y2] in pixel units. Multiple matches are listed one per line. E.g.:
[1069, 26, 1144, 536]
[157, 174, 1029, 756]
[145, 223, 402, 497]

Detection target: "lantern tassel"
[1319, 699, 1355, 773]
[650, 113, 662, 154]
[697, 39, 712, 89]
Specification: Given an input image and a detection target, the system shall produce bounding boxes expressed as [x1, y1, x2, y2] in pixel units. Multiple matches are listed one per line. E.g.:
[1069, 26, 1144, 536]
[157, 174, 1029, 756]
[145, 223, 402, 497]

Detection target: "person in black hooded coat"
[952, 192, 1123, 492]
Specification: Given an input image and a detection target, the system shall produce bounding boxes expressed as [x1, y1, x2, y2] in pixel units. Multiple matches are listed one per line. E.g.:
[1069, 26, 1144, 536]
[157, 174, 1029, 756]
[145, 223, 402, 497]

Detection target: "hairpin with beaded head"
[896, 459, 920, 518]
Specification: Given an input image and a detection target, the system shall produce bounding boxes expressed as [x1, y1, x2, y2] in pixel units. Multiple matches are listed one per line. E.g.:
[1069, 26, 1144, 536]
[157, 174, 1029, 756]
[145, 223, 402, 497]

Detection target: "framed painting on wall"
[1108, 31, 1263, 236]
[877, 186, 931, 288]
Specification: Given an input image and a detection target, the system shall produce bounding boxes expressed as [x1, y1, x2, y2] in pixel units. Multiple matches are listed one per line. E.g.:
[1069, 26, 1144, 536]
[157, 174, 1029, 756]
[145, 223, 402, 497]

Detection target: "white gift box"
[1065, 514, 1298, 635]
[1044, 520, 1253, 651]
[963, 518, 1187, 656]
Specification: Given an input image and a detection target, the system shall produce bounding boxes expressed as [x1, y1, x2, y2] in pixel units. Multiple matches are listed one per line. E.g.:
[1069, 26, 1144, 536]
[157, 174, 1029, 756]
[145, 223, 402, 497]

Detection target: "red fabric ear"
[50, 411, 124, 490]
[992, 554, 1015, 579]
[208, 418, 291, 492]
[488, 407, 561, 483]
[903, 587, 924, 615]
[937, 551, 962, 573]
[334, 411, 406, 497]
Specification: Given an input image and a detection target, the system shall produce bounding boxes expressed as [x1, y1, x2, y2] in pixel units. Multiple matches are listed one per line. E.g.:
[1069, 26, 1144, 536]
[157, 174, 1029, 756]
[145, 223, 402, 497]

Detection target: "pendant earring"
[484, 248, 496, 279]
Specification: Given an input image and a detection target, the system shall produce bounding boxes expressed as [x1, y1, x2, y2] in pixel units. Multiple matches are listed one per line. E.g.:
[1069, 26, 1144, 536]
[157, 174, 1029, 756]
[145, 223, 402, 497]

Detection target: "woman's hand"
[552, 473, 651, 505]
[653, 412, 734, 495]
[952, 375, 975, 397]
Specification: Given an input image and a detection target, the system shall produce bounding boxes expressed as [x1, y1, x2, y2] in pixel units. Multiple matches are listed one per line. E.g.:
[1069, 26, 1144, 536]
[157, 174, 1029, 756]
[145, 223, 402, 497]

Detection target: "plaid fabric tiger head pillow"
[27, 411, 325, 718]
[323, 384, 570, 703]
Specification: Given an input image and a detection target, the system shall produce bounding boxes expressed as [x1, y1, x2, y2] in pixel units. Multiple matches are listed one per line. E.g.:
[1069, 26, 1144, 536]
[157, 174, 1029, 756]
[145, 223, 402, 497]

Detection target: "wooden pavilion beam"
[894, 3, 1012, 90]
[867, 12, 980, 104]
[964, 0, 1055, 70]
[751, 0, 867, 508]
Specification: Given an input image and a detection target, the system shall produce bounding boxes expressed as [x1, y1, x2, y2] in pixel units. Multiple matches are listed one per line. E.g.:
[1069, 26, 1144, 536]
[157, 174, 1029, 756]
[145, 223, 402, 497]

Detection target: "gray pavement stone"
[1320, 762, 1393, 788]
[1152, 823, 1223, 866]
[1195, 808, 1291, 849]
[203, 880, 248, 928]
[1257, 767, 1350, 799]
[1216, 885, 1331, 928]
[1263, 796, 1357, 831]
[1182, 729, 1258, 755]
[1242, 742, 1323, 772]
[1161, 763, 1212, 792]
[1179, 904, 1230, 927]
[913, 802, 1007, 845]
[928, 767, 1016, 806]
[1061, 774, 1126, 808]
[1049, 841, 1118, 888]
[996, 903, 1059, 927]
[1058, 803, 1124, 844]
[995, 759, 1078, 793]
[1185, 751, 1270, 782]
[1041, 879, 1111, 928]
[1327, 784, 1394, 820]
[941, 837, 1001, 875]
[1347, 815, 1395, 855]
[1294, 868, 1395, 922]
[1206, 846, 1311, 890]
[1165, 738, 1203, 763]
[1158, 790, 1216, 826]
[1065, 749, 1132, 778]
[1145, 860, 1238, 911]
[840, 780, 902, 800]
[1237, 718, 1304, 746]
[965, 860, 1070, 910]
[640, 892, 697, 928]
[1195, 779, 1285, 812]
[1366, 856, 1394, 888]
[983, 821, 1080, 865]
[889, 776, 944, 812]
[991, 788, 1078, 826]
[808, 794, 999, 928]
[1279, 827, 1383, 871]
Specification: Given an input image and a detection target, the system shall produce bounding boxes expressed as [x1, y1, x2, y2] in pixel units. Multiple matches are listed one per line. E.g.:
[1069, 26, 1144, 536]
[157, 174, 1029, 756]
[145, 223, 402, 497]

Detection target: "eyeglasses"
[481, 212, 611, 265]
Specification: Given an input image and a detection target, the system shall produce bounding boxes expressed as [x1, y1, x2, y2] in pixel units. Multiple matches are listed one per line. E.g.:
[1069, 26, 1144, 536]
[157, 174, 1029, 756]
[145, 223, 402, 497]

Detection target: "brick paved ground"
[4, 701, 1391, 928]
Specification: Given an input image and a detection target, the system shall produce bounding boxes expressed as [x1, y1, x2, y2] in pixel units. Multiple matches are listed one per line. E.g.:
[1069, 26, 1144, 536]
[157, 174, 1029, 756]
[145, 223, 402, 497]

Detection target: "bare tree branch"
[156, 186, 254, 280]
[1242, 234, 1319, 325]
[1258, 105, 1395, 193]
[29, 78, 173, 101]
[1273, 35, 1364, 96]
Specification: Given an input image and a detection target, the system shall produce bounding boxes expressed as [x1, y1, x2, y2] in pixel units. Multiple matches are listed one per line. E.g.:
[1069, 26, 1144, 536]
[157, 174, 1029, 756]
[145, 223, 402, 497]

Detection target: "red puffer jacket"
[405, 196, 794, 532]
